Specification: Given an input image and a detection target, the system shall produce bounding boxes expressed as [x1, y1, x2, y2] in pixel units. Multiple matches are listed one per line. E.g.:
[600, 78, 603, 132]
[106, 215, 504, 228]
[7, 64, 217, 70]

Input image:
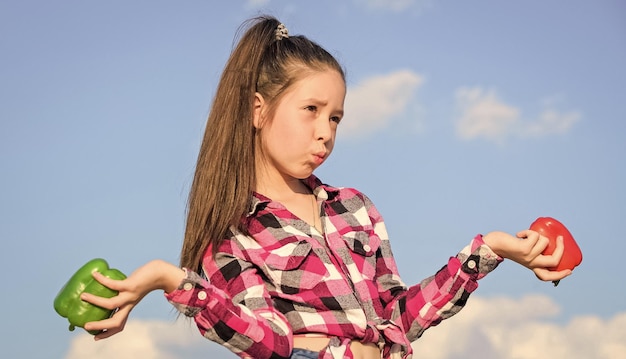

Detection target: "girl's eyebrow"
[301, 98, 327, 105]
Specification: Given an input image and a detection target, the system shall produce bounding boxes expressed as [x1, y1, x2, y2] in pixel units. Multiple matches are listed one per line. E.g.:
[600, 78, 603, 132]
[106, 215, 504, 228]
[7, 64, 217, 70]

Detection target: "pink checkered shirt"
[166, 175, 503, 358]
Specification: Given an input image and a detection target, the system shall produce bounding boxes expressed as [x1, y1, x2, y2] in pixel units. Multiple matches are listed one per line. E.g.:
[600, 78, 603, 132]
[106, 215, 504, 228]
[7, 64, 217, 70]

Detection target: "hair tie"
[275, 23, 289, 40]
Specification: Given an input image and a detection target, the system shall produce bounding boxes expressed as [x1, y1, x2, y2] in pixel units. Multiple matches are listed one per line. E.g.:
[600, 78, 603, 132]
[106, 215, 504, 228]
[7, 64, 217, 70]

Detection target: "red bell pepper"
[530, 217, 582, 286]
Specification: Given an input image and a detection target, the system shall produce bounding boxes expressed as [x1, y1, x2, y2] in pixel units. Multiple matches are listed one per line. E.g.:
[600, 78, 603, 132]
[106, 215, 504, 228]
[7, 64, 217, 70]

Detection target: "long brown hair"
[180, 16, 345, 273]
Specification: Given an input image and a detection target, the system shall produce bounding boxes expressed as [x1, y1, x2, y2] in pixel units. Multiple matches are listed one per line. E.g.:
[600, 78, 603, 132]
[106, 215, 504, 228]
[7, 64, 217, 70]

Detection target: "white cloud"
[412, 295, 626, 359]
[64, 296, 626, 359]
[455, 87, 520, 143]
[64, 318, 232, 359]
[455, 87, 581, 143]
[522, 109, 581, 138]
[342, 70, 423, 138]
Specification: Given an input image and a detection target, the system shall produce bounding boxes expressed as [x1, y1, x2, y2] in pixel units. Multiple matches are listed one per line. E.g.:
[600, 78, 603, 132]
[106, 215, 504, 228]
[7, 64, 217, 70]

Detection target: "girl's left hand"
[483, 230, 572, 282]
[79, 259, 185, 340]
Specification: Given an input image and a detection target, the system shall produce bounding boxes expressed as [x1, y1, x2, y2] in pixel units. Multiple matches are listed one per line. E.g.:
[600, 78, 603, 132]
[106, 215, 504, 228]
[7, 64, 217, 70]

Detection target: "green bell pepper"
[53, 258, 126, 335]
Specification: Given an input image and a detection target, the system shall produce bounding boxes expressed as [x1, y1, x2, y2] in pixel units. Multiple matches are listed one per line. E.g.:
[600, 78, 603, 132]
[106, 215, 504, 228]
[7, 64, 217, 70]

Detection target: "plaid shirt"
[166, 175, 503, 359]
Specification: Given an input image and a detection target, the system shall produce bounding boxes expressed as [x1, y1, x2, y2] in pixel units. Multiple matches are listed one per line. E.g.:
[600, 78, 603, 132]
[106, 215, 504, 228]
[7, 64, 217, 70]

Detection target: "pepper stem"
[552, 280, 560, 287]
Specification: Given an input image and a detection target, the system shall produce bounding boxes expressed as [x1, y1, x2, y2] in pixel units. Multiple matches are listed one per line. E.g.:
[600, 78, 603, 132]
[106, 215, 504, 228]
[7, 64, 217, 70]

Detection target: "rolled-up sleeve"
[383, 234, 503, 342]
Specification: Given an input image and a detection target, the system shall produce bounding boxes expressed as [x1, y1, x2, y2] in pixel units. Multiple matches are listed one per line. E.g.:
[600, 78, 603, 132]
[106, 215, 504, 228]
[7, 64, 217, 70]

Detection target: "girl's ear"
[253, 92, 265, 129]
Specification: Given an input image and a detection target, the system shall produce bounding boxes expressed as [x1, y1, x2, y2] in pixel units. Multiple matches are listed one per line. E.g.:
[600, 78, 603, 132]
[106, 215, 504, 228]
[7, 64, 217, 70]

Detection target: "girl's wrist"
[149, 259, 186, 294]
[482, 231, 506, 257]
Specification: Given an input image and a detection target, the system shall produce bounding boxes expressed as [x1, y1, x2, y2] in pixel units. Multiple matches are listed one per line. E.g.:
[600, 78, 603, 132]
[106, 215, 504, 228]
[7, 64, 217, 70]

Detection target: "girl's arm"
[382, 232, 569, 341]
[363, 198, 570, 342]
[81, 256, 293, 359]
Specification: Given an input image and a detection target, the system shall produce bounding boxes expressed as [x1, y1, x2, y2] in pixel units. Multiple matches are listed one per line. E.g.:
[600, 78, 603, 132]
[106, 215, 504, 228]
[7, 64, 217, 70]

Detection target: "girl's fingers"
[518, 230, 545, 251]
[93, 327, 123, 341]
[80, 292, 106, 308]
[80, 291, 123, 310]
[85, 306, 131, 340]
[550, 236, 565, 263]
[533, 267, 572, 282]
[514, 230, 549, 264]
[528, 235, 550, 260]
[516, 229, 533, 240]
[529, 236, 565, 268]
[82, 271, 131, 309]
[91, 271, 124, 291]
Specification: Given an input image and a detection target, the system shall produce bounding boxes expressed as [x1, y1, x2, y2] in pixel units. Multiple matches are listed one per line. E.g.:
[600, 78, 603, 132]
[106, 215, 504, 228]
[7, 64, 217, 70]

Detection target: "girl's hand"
[483, 230, 572, 282]
[80, 259, 186, 340]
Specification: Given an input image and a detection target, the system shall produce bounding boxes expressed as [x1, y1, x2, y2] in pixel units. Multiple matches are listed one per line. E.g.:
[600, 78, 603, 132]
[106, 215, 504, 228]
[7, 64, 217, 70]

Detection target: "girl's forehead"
[287, 70, 346, 98]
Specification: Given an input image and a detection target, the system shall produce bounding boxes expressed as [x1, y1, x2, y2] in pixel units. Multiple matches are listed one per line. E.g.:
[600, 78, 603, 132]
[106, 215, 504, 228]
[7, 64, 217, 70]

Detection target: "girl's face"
[254, 69, 345, 183]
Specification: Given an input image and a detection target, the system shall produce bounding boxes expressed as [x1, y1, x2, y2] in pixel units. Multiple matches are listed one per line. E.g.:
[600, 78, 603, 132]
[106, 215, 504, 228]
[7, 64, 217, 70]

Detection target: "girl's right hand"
[80, 259, 186, 340]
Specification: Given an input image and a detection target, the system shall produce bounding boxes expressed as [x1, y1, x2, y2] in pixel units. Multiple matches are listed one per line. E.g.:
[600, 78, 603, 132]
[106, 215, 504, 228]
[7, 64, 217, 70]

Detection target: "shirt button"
[183, 282, 193, 291]
[198, 291, 207, 300]
[363, 244, 371, 252]
[467, 260, 477, 269]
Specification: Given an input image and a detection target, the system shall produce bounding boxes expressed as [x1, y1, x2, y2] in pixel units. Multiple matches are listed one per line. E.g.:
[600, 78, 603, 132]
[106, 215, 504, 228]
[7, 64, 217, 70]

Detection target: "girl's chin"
[293, 169, 316, 180]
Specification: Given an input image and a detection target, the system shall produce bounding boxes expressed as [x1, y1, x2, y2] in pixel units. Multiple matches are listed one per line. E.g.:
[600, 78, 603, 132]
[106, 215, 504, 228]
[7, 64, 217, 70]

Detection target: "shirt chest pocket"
[342, 231, 381, 280]
[261, 240, 330, 291]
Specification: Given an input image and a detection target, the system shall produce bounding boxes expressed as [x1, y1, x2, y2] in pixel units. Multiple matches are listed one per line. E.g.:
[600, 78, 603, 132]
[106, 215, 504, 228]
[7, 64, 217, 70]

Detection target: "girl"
[81, 16, 570, 359]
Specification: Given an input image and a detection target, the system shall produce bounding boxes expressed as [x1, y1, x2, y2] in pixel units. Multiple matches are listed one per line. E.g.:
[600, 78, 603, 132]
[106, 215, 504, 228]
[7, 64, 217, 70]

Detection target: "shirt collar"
[247, 174, 340, 217]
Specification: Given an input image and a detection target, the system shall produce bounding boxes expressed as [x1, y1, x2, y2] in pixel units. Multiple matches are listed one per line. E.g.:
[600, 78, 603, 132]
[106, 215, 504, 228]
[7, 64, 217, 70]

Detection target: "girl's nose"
[316, 118, 332, 141]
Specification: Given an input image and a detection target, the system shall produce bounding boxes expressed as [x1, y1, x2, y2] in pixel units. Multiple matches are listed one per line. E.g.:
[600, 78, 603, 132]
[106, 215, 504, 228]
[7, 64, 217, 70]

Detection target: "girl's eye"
[330, 116, 342, 124]
[305, 105, 317, 112]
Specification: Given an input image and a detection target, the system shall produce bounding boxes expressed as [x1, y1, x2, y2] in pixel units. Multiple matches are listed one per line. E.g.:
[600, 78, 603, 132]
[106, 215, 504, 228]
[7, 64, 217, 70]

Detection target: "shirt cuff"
[456, 234, 503, 280]
[164, 268, 212, 317]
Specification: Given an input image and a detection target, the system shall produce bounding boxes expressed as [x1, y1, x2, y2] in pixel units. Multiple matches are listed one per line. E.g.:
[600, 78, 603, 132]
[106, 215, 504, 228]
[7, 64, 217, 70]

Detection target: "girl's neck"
[256, 181, 311, 203]
[255, 171, 311, 202]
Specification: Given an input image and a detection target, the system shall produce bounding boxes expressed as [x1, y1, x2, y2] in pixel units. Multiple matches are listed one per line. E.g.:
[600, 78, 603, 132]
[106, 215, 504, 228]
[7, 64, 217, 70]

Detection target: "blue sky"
[1, 1, 625, 358]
